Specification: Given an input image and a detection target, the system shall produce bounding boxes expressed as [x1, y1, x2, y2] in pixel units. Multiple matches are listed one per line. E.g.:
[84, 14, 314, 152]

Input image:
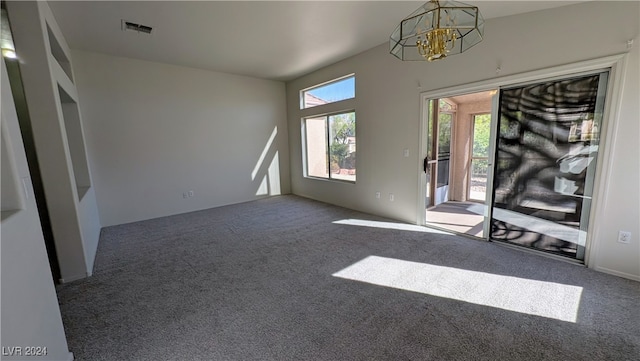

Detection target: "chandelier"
[390, 0, 484, 61]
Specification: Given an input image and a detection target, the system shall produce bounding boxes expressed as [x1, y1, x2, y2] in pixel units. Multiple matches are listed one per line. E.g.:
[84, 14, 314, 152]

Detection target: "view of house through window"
[302, 74, 356, 182]
[304, 112, 356, 182]
[301, 75, 355, 109]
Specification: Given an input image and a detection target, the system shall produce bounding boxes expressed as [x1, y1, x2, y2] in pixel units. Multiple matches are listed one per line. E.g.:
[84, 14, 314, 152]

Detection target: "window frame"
[299, 74, 355, 110]
[302, 110, 356, 183]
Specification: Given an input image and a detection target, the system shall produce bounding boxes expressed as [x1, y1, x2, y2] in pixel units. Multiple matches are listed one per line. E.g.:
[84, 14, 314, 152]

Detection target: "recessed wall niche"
[47, 24, 73, 82]
[57, 84, 91, 199]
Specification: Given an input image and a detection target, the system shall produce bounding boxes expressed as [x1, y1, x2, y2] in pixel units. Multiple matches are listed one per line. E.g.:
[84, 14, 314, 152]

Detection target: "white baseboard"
[594, 266, 640, 282]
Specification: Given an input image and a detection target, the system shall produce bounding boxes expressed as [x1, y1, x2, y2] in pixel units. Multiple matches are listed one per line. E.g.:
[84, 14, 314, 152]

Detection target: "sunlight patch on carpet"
[333, 219, 453, 235]
[333, 256, 582, 322]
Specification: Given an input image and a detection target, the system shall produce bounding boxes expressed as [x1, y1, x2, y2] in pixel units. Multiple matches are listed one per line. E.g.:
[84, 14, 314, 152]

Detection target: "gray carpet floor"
[56, 195, 640, 361]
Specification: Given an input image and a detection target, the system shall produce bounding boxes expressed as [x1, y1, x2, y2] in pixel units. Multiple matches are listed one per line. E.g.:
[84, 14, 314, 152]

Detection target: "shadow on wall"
[252, 126, 280, 196]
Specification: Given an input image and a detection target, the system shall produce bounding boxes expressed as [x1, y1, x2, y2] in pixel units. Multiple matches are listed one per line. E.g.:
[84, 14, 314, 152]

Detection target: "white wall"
[287, 1, 640, 280]
[1, 58, 72, 361]
[72, 50, 290, 226]
[78, 186, 101, 273]
[7, 1, 101, 283]
[590, 34, 640, 280]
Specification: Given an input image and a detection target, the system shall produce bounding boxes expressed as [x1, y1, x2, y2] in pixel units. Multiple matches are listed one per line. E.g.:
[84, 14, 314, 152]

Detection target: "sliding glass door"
[490, 72, 608, 260]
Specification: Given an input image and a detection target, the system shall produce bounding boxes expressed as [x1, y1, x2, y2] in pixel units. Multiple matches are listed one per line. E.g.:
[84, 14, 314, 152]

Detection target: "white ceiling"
[48, 1, 585, 81]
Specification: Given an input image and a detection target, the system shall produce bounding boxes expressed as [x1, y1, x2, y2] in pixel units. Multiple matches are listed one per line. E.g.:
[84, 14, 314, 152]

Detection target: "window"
[301, 75, 356, 182]
[300, 75, 355, 109]
[303, 112, 356, 182]
[469, 113, 491, 201]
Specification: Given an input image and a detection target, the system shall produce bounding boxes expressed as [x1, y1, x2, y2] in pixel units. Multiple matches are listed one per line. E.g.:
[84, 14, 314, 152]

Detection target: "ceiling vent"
[121, 20, 153, 34]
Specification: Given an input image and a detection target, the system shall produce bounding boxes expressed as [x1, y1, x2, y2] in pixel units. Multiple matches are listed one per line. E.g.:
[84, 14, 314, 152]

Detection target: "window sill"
[304, 175, 356, 185]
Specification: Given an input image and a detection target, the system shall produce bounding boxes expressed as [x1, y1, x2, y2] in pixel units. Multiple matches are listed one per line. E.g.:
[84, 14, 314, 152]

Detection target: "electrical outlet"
[182, 192, 188, 199]
[389, 193, 394, 202]
[375, 192, 381, 199]
[403, 149, 410, 157]
[618, 231, 631, 244]
[188, 190, 194, 197]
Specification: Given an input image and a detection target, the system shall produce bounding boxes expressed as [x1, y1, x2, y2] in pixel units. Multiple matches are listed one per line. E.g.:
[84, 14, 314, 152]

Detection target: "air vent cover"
[121, 20, 153, 34]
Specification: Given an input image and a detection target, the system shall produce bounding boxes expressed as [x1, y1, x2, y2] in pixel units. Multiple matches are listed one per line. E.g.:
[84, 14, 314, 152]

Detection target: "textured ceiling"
[48, 1, 585, 81]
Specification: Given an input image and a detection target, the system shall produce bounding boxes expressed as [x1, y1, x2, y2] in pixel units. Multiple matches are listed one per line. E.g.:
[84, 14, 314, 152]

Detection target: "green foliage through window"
[473, 114, 491, 157]
[304, 111, 356, 182]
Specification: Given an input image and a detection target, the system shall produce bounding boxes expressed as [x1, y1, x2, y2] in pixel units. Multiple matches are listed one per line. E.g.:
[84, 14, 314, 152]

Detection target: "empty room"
[1, 1, 639, 360]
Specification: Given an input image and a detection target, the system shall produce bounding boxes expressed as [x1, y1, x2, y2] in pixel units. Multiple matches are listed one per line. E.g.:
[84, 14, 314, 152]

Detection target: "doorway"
[423, 90, 497, 238]
[419, 68, 611, 263]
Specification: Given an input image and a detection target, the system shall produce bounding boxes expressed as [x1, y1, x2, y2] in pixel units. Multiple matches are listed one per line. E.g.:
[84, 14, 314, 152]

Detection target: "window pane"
[491, 72, 606, 260]
[437, 112, 452, 188]
[302, 76, 355, 109]
[329, 112, 356, 182]
[427, 99, 435, 161]
[438, 113, 452, 157]
[305, 117, 328, 178]
[472, 114, 491, 157]
[469, 159, 488, 201]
